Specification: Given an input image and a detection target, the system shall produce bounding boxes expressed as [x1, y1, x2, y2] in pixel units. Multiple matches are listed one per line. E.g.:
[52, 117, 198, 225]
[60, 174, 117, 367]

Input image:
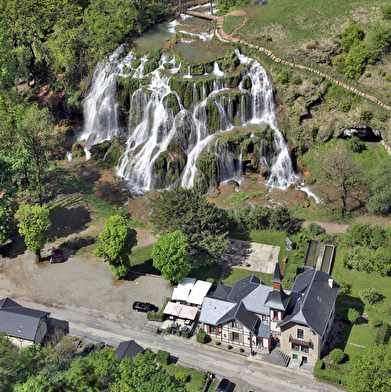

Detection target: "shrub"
[347, 308, 360, 325]
[182, 331, 189, 338]
[371, 317, 383, 328]
[381, 4, 391, 20]
[359, 109, 373, 123]
[313, 360, 325, 378]
[147, 311, 164, 321]
[307, 222, 325, 237]
[196, 328, 207, 344]
[239, 348, 245, 353]
[166, 327, 172, 334]
[276, 70, 292, 84]
[359, 288, 381, 304]
[338, 281, 351, 295]
[346, 136, 366, 153]
[215, 340, 221, 345]
[339, 102, 351, 112]
[330, 348, 344, 364]
[156, 350, 170, 365]
[175, 372, 189, 383]
[374, 323, 391, 344]
[227, 345, 233, 349]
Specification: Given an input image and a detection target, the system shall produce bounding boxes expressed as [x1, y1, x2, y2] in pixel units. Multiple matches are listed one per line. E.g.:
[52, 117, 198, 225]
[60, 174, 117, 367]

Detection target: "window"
[297, 329, 304, 339]
[292, 343, 300, 351]
[262, 315, 268, 322]
[293, 354, 298, 360]
[302, 356, 308, 364]
[232, 332, 239, 342]
[301, 346, 309, 353]
[210, 326, 216, 335]
[232, 321, 239, 328]
[273, 311, 278, 319]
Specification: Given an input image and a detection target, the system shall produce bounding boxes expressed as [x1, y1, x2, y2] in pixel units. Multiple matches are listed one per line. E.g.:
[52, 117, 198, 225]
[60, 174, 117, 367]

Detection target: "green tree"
[17, 105, 56, 206]
[15, 204, 51, 262]
[359, 287, 381, 304]
[329, 348, 344, 364]
[313, 142, 363, 217]
[374, 248, 391, 276]
[150, 188, 228, 265]
[94, 215, 137, 278]
[367, 160, 391, 215]
[152, 231, 192, 283]
[348, 344, 391, 392]
[347, 308, 360, 325]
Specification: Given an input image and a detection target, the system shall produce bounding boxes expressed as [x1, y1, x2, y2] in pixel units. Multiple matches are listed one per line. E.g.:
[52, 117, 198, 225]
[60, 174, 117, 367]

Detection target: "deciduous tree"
[94, 214, 137, 278]
[152, 231, 191, 283]
[15, 204, 51, 262]
[312, 142, 363, 217]
[150, 188, 228, 265]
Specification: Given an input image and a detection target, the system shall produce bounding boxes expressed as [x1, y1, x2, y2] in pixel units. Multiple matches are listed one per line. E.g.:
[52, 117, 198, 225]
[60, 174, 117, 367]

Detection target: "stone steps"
[262, 348, 290, 367]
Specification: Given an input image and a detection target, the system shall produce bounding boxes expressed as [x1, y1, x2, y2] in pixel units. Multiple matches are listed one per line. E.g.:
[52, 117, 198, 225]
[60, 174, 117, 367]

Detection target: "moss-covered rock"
[90, 141, 111, 162]
[72, 143, 85, 158]
[164, 93, 181, 116]
[196, 152, 223, 187]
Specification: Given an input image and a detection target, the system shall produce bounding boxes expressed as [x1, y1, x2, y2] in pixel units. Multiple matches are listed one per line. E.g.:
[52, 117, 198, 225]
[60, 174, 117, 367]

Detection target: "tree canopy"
[150, 188, 228, 265]
[94, 214, 137, 278]
[348, 344, 391, 392]
[152, 231, 192, 283]
[367, 160, 391, 215]
[15, 204, 52, 262]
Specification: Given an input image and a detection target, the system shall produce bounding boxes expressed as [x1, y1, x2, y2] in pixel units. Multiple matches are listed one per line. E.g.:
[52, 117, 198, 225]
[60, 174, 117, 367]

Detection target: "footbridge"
[183, 10, 218, 20]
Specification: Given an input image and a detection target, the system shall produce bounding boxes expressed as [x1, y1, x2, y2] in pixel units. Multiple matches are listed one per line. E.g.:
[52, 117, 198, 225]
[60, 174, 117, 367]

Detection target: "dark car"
[216, 378, 235, 392]
[132, 301, 158, 313]
[53, 249, 64, 263]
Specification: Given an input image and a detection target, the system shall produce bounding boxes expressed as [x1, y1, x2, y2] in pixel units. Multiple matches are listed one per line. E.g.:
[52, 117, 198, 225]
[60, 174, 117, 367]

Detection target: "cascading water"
[80, 22, 298, 192]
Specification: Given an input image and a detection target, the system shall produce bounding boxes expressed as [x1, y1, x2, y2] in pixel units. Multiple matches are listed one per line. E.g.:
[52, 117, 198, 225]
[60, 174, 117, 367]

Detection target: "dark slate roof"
[0, 298, 50, 341]
[114, 340, 143, 361]
[277, 270, 340, 337]
[199, 297, 236, 326]
[0, 298, 21, 309]
[242, 284, 273, 315]
[227, 275, 260, 303]
[212, 285, 232, 300]
[264, 286, 291, 311]
[271, 262, 283, 284]
[257, 321, 270, 338]
[234, 302, 259, 333]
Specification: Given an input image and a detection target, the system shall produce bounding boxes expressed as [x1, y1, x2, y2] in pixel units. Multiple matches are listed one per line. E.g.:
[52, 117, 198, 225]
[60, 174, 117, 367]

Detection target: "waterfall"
[82, 47, 298, 192]
[80, 45, 133, 151]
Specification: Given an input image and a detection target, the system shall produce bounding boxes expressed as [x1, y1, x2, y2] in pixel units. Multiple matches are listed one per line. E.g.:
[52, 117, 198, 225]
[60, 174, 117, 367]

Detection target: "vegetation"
[152, 231, 192, 283]
[150, 188, 228, 266]
[15, 204, 52, 262]
[94, 215, 137, 278]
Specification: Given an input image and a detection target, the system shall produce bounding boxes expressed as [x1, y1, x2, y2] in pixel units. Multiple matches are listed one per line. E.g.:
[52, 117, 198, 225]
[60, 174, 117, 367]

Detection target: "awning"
[186, 280, 212, 305]
[163, 302, 183, 316]
[172, 277, 196, 302]
[178, 305, 198, 320]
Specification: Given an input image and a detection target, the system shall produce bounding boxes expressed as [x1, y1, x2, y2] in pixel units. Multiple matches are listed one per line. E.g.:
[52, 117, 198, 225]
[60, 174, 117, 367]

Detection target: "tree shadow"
[49, 206, 91, 239]
[95, 180, 128, 207]
[0, 230, 27, 259]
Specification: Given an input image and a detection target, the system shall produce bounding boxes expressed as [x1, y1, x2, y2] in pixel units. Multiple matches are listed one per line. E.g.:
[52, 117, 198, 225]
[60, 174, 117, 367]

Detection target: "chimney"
[328, 278, 334, 288]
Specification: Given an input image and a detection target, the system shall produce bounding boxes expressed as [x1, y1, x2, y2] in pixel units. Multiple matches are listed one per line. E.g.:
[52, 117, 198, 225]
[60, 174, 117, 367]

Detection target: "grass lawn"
[129, 244, 159, 274]
[223, 267, 272, 286]
[222, 15, 245, 35]
[162, 364, 209, 392]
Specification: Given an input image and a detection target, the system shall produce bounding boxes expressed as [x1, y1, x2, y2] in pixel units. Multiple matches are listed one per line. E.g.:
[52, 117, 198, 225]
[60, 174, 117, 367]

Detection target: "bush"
[156, 350, 170, 365]
[371, 317, 383, 328]
[276, 70, 292, 84]
[147, 311, 164, 321]
[239, 348, 245, 353]
[359, 288, 381, 304]
[338, 281, 351, 295]
[347, 308, 360, 324]
[359, 109, 373, 123]
[175, 372, 189, 383]
[382, 4, 391, 20]
[196, 328, 207, 344]
[166, 327, 172, 334]
[313, 360, 325, 378]
[307, 222, 325, 237]
[215, 341, 221, 345]
[182, 330, 189, 338]
[227, 345, 233, 349]
[374, 323, 391, 344]
[339, 102, 351, 112]
[346, 136, 366, 153]
[330, 348, 344, 364]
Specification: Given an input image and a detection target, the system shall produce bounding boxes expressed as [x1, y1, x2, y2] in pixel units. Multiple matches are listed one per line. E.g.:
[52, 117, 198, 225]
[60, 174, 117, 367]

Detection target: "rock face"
[339, 125, 382, 140]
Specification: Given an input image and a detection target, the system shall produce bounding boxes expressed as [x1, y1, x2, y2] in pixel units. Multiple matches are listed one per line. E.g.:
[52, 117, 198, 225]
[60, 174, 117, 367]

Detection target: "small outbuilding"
[114, 340, 144, 361]
[0, 297, 50, 347]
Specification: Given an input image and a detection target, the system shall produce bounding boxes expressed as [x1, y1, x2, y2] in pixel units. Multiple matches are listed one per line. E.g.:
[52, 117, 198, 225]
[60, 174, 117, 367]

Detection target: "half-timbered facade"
[199, 263, 339, 365]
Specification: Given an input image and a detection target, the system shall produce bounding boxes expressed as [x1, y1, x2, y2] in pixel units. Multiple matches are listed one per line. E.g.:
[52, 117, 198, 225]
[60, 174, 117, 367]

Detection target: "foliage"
[312, 142, 363, 216]
[359, 288, 381, 304]
[150, 188, 228, 266]
[217, 0, 251, 14]
[347, 308, 360, 325]
[156, 350, 170, 365]
[367, 160, 391, 215]
[306, 222, 325, 237]
[382, 4, 391, 20]
[152, 231, 191, 283]
[348, 344, 391, 391]
[94, 215, 137, 278]
[346, 136, 366, 153]
[330, 348, 344, 364]
[15, 204, 51, 262]
[196, 328, 207, 344]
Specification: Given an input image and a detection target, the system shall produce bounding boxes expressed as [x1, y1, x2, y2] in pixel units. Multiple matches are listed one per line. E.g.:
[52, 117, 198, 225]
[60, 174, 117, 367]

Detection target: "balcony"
[289, 335, 312, 348]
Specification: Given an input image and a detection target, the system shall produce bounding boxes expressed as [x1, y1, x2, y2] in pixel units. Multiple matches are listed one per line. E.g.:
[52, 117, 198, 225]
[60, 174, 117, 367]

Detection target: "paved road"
[2, 292, 346, 392]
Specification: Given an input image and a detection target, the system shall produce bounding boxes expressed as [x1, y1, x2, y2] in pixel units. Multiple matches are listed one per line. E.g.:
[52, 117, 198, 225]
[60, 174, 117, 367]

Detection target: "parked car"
[132, 301, 158, 313]
[53, 249, 64, 263]
[216, 378, 235, 392]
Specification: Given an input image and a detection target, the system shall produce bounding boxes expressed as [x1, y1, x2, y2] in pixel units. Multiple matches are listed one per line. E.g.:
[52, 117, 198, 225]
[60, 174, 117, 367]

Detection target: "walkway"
[183, 10, 218, 20]
[215, 15, 391, 111]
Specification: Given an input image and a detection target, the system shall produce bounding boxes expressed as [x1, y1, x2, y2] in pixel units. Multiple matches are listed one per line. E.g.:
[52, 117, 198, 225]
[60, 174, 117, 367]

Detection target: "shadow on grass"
[1, 230, 27, 259]
[49, 206, 91, 239]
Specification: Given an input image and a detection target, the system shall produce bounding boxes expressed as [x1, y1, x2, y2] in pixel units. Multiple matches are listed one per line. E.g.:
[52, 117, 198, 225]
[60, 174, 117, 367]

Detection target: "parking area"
[0, 248, 172, 323]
